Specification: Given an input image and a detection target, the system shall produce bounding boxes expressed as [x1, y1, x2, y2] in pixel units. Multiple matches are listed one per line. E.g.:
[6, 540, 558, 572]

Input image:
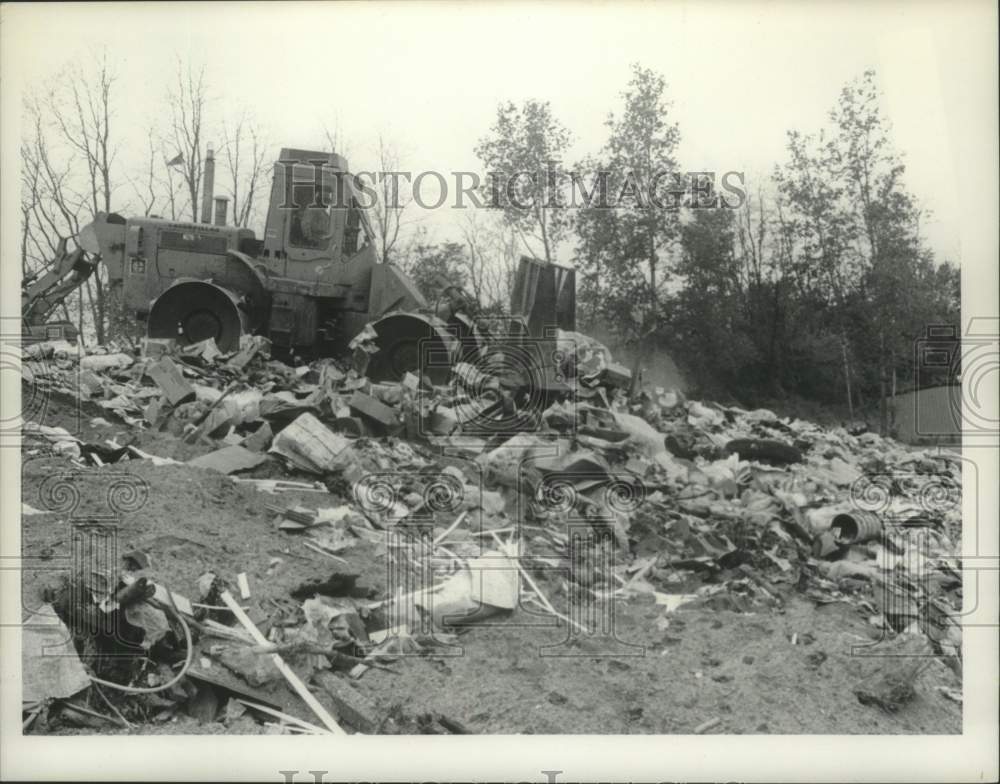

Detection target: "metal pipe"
[830, 511, 883, 544]
[200, 144, 215, 224]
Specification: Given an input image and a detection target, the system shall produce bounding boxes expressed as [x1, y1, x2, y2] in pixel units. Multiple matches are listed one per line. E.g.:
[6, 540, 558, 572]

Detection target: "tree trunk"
[890, 352, 898, 437]
[93, 274, 107, 344]
[878, 329, 888, 436]
[841, 335, 854, 419]
[628, 346, 643, 398]
[21, 210, 30, 277]
[648, 226, 658, 318]
[85, 278, 102, 345]
[768, 285, 783, 396]
[538, 210, 551, 263]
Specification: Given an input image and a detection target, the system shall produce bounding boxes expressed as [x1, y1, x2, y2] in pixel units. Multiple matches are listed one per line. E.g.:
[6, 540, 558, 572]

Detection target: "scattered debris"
[146, 356, 196, 405]
[22, 604, 91, 703]
[237, 572, 251, 600]
[269, 413, 353, 474]
[188, 445, 268, 474]
[852, 635, 935, 713]
[313, 671, 379, 733]
[19, 315, 963, 736]
[220, 591, 345, 735]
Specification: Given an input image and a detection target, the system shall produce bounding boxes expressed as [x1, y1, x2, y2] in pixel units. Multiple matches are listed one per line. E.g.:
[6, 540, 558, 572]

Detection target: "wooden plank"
[234, 699, 328, 734]
[219, 591, 346, 735]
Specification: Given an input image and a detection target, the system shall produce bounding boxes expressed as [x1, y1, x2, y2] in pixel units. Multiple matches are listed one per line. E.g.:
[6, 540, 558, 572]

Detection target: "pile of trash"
[20, 329, 963, 733]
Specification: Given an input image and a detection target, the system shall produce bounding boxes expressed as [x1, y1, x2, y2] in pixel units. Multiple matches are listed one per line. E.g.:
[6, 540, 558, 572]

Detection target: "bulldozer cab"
[261, 149, 374, 264]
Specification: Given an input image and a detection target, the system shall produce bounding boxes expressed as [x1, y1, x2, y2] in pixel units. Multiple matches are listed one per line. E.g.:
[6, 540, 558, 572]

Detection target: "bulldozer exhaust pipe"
[200, 144, 215, 224]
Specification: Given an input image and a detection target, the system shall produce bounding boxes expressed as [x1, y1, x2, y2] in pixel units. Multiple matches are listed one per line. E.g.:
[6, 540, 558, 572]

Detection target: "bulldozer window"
[342, 197, 371, 256]
[289, 183, 332, 250]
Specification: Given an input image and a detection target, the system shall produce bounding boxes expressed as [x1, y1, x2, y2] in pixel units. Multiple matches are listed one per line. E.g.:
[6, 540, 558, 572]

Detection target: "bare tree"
[221, 109, 269, 228]
[21, 96, 92, 336]
[157, 149, 187, 220]
[20, 120, 64, 274]
[167, 59, 209, 222]
[458, 210, 518, 311]
[129, 128, 161, 216]
[368, 136, 413, 264]
[310, 111, 353, 160]
[320, 119, 350, 160]
[40, 53, 122, 342]
[20, 155, 37, 278]
[47, 54, 117, 216]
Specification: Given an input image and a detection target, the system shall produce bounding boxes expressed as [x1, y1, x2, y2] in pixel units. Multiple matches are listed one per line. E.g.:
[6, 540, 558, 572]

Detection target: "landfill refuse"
[18, 322, 964, 735]
[269, 413, 354, 474]
[829, 510, 883, 544]
[22, 604, 92, 703]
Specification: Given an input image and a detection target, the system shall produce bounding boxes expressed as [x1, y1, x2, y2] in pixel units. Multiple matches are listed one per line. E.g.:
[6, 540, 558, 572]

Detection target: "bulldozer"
[22, 145, 577, 387]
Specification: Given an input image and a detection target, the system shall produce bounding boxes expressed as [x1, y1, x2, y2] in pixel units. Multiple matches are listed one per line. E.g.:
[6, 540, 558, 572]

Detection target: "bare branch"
[167, 58, 209, 221]
[368, 136, 413, 264]
[221, 108, 270, 228]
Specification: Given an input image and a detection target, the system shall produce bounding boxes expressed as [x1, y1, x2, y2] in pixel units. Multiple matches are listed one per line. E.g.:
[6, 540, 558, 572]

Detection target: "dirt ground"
[20, 390, 962, 735]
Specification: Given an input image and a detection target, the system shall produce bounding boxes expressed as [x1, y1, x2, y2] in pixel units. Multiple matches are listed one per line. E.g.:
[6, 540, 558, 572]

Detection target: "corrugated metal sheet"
[892, 385, 962, 444]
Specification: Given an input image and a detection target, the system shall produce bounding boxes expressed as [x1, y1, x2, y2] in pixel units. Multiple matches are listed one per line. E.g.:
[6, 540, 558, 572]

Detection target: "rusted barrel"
[830, 511, 883, 544]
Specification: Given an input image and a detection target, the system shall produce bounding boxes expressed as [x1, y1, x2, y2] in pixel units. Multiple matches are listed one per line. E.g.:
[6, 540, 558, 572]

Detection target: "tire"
[724, 438, 803, 464]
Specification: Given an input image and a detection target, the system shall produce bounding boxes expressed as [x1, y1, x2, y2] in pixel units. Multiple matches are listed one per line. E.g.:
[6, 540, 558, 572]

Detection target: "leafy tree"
[828, 70, 927, 431]
[670, 208, 757, 392]
[774, 128, 862, 413]
[475, 99, 572, 263]
[400, 238, 470, 304]
[771, 70, 959, 429]
[575, 64, 681, 346]
[671, 192, 823, 402]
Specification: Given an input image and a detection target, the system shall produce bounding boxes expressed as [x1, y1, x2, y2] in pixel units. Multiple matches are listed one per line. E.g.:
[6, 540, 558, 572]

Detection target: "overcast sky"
[3, 1, 997, 265]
